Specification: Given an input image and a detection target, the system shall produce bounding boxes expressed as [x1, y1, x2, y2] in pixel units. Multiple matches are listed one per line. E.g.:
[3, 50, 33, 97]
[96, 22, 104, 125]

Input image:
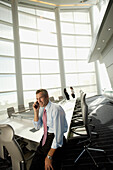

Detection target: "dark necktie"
[42, 108, 47, 146]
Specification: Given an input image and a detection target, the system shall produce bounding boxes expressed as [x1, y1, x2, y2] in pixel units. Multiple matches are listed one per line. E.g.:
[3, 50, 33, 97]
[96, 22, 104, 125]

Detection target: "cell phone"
[34, 101, 39, 109]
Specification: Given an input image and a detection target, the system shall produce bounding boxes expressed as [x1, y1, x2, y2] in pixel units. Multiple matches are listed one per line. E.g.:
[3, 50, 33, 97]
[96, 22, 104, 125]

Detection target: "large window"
[0, 1, 98, 112]
[60, 11, 97, 96]
[0, 1, 17, 111]
[18, 6, 61, 105]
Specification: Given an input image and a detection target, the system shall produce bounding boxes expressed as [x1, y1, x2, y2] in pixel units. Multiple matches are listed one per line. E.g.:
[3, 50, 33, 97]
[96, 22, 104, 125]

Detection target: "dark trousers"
[30, 133, 66, 170]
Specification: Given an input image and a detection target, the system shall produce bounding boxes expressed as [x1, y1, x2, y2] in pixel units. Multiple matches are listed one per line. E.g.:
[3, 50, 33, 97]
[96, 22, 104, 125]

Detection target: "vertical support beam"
[11, 0, 24, 105]
[95, 61, 102, 95]
[55, 7, 66, 97]
[89, 5, 99, 38]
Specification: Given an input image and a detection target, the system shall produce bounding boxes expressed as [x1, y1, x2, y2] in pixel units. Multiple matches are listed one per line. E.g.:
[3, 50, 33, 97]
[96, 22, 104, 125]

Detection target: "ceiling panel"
[18, 0, 98, 9]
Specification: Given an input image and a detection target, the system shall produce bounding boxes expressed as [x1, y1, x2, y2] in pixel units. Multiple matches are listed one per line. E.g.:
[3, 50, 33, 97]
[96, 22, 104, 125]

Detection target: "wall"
[101, 36, 113, 88]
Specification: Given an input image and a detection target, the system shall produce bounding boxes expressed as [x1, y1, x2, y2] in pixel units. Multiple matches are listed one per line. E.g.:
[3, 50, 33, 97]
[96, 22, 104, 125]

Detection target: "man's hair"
[36, 89, 48, 98]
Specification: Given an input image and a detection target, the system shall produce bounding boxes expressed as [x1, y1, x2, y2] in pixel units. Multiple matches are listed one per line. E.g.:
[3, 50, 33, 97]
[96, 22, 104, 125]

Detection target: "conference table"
[0, 99, 75, 143]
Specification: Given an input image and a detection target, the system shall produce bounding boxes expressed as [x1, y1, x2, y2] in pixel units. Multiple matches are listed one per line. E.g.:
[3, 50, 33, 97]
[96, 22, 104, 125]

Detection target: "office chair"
[28, 102, 34, 110]
[72, 93, 105, 167]
[76, 90, 83, 103]
[71, 91, 89, 127]
[58, 96, 64, 101]
[49, 96, 54, 102]
[75, 90, 83, 106]
[71, 93, 96, 136]
[7, 107, 16, 118]
[49, 96, 59, 103]
[73, 90, 84, 115]
[0, 124, 35, 170]
[72, 91, 93, 128]
[71, 92, 89, 136]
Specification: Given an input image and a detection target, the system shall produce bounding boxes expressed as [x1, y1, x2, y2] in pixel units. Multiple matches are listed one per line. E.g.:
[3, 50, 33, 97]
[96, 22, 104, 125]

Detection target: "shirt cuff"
[51, 141, 62, 149]
[32, 120, 41, 130]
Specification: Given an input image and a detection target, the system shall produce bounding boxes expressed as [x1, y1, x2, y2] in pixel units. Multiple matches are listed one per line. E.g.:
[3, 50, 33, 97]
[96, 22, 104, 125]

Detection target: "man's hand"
[33, 101, 40, 111]
[45, 156, 54, 170]
[33, 102, 40, 122]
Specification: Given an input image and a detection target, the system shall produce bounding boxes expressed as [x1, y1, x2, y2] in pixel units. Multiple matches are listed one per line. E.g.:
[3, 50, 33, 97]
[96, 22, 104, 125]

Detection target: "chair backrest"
[0, 124, 26, 170]
[28, 102, 34, 109]
[76, 90, 83, 102]
[80, 91, 84, 108]
[81, 93, 90, 137]
[80, 90, 83, 99]
[49, 96, 54, 102]
[18, 105, 25, 112]
[7, 107, 15, 118]
[58, 96, 64, 101]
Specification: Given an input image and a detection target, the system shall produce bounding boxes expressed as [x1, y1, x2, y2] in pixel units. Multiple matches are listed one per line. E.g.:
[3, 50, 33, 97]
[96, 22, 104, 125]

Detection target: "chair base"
[74, 145, 106, 168]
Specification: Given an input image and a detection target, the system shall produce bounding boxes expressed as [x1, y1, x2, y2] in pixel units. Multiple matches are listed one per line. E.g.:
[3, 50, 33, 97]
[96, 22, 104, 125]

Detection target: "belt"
[47, 132, 54, 135]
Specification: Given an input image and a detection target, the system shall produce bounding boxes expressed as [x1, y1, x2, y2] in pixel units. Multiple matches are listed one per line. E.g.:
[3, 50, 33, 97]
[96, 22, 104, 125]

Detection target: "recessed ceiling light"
[102, 40, 105, 42]
[97, 47, 100, 50]
[108, 28, 111, 31]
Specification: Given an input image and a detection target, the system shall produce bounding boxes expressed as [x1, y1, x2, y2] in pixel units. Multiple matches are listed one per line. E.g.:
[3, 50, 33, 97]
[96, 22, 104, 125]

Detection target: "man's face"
[36, 92, 49, 107]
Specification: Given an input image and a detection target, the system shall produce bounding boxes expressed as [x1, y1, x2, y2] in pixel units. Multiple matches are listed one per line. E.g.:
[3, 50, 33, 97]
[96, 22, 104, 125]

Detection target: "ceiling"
[18, 0, 99, 9]
[88, 0, 113, 63]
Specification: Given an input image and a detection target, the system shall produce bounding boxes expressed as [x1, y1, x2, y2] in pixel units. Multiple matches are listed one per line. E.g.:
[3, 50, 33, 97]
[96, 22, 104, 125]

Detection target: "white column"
[95, 61, 102, 95]
[11, 0, 24, 105]
[89, 5, 99, 38]
[55, 7, 66, 97]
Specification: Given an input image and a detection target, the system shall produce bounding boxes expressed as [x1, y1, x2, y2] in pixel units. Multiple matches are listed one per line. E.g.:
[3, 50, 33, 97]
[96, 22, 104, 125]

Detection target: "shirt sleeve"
[51, 106, 68, 149]
[32, 119, 42, 130]
[32, 107, 43, 130]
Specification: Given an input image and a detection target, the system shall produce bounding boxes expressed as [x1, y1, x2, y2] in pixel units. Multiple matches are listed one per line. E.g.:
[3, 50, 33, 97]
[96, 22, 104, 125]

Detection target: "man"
[30, 89, 68, 170]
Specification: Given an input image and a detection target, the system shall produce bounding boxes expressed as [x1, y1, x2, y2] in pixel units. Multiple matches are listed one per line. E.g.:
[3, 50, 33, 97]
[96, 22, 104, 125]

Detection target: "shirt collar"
[44, 100, 51, 112]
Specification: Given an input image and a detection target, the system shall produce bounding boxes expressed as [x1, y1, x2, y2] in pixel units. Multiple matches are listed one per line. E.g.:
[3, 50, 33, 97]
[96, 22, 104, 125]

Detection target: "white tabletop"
[0, 117, 43, 143]
[0, 99, 75, 142]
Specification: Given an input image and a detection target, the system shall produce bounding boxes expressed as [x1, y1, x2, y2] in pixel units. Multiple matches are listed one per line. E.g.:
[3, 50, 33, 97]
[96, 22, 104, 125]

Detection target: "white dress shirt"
[33, 101, 68, 149]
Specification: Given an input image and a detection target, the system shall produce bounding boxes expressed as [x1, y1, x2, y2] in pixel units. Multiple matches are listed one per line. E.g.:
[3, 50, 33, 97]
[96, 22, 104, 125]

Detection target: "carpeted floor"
[61, 95, 113, 170]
